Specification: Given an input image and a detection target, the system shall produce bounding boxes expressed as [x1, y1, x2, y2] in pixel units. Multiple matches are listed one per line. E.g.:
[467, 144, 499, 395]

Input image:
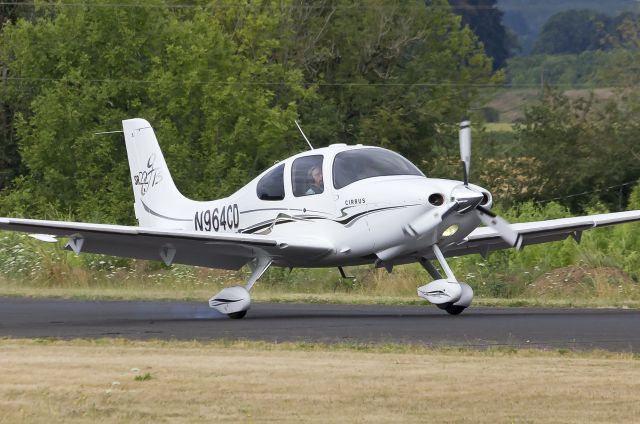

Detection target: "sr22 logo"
[194, 204, 240, 232]
[134, 154, 162, 196]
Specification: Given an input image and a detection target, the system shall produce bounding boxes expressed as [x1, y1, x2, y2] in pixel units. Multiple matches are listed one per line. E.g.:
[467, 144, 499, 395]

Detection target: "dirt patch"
[525, 265, 636, 299]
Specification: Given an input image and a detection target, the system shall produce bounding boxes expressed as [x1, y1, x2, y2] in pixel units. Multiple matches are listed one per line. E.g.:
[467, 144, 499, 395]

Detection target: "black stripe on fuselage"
[240, 204, 419, 233]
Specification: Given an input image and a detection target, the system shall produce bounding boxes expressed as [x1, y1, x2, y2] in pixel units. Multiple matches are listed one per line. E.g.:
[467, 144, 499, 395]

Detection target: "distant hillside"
[506, 49, 639, 87]
[498, 0, 638, 53]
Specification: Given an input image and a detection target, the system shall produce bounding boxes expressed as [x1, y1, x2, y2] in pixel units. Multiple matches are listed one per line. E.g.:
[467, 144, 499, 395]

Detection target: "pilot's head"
[309, 165, 323, 187]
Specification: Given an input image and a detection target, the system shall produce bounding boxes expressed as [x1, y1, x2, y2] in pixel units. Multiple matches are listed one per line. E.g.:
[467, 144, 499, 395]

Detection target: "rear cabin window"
[256, 163, 285, 201]
[292, 155, 324, 197]
[332, 148, 424, 189]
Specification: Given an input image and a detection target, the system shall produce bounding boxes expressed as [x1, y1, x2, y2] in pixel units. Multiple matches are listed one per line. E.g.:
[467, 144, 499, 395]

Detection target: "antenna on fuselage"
[295, 120, 314, 150]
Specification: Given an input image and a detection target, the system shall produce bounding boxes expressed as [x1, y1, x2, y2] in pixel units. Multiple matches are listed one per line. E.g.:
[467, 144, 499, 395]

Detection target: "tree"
[512, 89, 640, 211]
[533, 9, 612, 55]
[278, 0, 494, 167]
[449, 0, 518, 69]
[0, 0, 38, 191]
[0, 0, 314, 222]
[596, 12, 640, 86]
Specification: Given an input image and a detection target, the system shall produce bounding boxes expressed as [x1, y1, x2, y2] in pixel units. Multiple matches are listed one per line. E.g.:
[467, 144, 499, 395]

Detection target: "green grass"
[134, 372, 152, 382]
[484, 122, 515, 132]
[1, 281, 640, 309]
[3, 337, 638, 359]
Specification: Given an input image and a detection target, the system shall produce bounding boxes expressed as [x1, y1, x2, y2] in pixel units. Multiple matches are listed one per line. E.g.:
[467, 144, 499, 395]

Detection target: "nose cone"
[451, 185, 484, 213]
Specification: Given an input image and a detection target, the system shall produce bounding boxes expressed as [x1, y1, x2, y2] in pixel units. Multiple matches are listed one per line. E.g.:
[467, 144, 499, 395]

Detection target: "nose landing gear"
[418, 245, 473, 315]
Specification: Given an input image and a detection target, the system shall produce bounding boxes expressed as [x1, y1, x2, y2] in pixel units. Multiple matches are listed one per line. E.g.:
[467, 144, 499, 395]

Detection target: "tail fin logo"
[133, 154, 163, 196]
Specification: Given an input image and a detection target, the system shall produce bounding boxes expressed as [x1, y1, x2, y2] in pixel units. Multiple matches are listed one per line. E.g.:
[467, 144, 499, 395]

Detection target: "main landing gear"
[417, 245, 473, 315]
[208, 256, 272, 319]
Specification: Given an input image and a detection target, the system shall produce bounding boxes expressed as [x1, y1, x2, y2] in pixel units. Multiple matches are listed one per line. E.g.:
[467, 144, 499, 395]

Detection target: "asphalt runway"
[0, 297, 638, 351]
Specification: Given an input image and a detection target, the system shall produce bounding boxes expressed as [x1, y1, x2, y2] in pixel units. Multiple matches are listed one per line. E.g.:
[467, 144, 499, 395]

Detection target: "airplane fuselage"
[159, 144, 492, 268]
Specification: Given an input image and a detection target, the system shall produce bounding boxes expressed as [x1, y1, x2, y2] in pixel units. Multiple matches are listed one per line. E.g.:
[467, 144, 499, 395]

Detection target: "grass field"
[483, 87, 617, 123]
[1, 339, 639, 423]
[2, 280, 640, 309]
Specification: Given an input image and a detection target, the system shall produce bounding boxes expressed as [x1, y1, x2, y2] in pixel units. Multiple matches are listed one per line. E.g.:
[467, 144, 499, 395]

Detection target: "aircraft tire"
[227, 310, 248, 319]
[444, 305, 466, 315]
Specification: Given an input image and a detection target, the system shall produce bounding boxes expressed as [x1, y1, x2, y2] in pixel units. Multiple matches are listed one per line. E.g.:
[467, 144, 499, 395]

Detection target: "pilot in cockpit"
[305, 165, 324, 195]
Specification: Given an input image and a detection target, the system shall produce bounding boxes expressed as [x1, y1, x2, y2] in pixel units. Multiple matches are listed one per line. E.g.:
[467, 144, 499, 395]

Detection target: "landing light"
[442, 225, 459, 237]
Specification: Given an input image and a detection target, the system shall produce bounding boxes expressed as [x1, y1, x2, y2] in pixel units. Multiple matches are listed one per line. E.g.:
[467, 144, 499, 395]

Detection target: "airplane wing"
[442, 210, 640, 258]
[0, 218, 334, 270]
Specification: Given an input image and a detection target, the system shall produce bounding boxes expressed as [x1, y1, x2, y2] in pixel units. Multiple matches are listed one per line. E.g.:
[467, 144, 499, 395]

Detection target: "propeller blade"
[459, 119, 471, 186]
[475, 205, 523, 249]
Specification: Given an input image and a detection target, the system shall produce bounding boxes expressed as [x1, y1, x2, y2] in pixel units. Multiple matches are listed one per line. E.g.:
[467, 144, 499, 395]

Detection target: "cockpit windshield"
[332, 148, 424, 189]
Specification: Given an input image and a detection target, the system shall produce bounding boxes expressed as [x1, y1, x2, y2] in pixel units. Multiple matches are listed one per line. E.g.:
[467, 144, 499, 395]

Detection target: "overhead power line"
[3, 2, 455, 9]
[537, 180, 638, 206]
[0, 76, 631, 89]
[1, 1, 637, 11]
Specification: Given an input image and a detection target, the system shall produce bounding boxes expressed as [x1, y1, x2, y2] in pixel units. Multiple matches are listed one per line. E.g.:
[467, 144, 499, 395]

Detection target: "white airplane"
[1, 118, 639, 318]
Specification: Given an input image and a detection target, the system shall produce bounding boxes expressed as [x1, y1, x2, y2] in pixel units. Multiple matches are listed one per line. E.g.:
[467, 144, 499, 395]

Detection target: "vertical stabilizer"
[122, 118, 195, 229]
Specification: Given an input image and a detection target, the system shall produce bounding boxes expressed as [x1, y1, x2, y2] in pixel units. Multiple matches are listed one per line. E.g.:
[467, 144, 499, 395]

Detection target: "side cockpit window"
[256, 163, 285, 201]
[292, 155, 324, 196]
